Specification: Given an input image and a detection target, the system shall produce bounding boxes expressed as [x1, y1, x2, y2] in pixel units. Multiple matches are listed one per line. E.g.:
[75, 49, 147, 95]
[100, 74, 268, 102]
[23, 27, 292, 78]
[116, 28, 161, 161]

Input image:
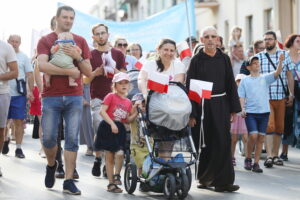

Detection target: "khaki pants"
[266, 99, 286, 134]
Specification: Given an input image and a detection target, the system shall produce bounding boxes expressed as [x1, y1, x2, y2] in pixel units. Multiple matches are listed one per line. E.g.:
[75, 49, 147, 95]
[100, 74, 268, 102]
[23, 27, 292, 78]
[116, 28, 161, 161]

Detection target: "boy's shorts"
[245, 113, 270, 135]
[130, 144, 149, 169]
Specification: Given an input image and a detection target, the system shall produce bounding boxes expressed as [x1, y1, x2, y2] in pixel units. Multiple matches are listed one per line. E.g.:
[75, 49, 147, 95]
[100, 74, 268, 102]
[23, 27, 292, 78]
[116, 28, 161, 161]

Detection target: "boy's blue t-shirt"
[238, 73, 277, 113]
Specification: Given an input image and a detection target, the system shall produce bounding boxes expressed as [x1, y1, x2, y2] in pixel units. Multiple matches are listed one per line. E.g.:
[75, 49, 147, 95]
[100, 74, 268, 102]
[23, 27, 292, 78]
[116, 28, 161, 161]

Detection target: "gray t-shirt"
[8, 51, 33, 96]
[0, 41, 17, 94]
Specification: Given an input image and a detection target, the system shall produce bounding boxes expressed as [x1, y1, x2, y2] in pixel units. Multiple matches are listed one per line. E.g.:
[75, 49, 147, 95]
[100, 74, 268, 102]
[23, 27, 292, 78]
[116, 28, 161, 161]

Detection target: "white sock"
[16, 144, 22, 149]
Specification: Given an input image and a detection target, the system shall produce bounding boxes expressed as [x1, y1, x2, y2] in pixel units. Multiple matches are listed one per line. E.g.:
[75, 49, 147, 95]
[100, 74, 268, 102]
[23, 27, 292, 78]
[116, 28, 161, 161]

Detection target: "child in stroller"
[124, 82, 197, 199]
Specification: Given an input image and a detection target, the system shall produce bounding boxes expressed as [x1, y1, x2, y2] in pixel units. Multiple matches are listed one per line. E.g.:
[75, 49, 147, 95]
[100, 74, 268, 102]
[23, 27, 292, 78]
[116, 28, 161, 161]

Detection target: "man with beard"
[187, 26, 241, 192]
[256, 31, 294, 168]
[37, 6, 92, 194]
[89, 24, 126, 178]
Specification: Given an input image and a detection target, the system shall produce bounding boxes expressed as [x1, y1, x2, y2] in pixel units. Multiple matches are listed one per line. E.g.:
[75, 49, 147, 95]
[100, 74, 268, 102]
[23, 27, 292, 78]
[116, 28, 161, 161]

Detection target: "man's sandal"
[107, 183, 123, 193]
[272, 156, 283, 166]
[264, 157, 273, 168]
[113, 174, 122, 185]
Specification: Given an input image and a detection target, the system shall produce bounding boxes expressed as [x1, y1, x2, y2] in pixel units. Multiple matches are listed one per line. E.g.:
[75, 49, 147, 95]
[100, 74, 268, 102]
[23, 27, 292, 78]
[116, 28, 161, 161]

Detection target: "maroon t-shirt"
[37, 32, 91, 97]
[90, 48, 125, 100]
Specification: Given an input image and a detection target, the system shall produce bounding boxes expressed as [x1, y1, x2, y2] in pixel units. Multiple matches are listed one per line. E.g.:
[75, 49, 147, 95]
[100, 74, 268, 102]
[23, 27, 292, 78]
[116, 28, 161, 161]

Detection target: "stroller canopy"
[148, 83, 192, 131]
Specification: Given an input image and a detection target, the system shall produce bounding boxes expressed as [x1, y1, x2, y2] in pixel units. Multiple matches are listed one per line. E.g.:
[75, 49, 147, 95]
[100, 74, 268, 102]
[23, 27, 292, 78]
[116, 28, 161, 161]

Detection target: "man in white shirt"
[2, 35, 34, 159]
[0, 39, 18, 176]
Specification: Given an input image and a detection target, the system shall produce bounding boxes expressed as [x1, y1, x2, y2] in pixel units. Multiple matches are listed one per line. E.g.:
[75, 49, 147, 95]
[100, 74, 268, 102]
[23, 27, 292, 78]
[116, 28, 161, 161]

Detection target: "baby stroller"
[124, 82, 197, 199]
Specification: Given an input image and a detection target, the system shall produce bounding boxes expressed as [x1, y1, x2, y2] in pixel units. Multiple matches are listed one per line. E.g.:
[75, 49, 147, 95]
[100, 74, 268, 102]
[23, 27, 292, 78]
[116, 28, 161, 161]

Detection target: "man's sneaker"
[252, 163, 263, 173]
[15, 148, 25, 158]
[63, 179, 81, 195]
[280, 153, 288, 161]
[73, 169, 79, 179]
[45, 161, 58, 188]
[91, 158, 101, 177]
[244, 158, 252, 170]
[2, 139, 10, 154]
[55, 165, 65, 179]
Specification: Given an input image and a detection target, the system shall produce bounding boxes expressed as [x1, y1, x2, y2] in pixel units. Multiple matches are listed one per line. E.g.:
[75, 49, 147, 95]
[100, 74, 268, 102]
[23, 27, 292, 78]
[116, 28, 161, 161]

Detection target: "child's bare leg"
[105, 151, 115, 184]
[231, 134, 238, 157]
[114, 150, 124, 176]
[69, 77, 78, 86]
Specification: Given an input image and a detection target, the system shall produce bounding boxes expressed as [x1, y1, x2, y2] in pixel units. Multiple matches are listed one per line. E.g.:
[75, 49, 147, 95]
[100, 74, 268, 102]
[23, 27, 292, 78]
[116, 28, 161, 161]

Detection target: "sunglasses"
[117, 43, 128, 47]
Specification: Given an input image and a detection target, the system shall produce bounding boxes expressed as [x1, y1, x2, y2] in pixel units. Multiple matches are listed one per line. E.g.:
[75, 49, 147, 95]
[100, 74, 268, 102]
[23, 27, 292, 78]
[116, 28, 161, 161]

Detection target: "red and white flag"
[177, 41, 192, 60]
[148, 72, 169, 93]
[276, 30, 284, 50]
[188, 79, 203, 103]
[135, 61, 143, 70]
[188, 79, 213, 103]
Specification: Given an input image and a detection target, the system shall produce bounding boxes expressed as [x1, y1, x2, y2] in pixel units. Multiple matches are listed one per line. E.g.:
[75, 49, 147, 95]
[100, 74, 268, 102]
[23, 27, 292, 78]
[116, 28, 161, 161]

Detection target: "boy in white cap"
[238, 54, 284, 173]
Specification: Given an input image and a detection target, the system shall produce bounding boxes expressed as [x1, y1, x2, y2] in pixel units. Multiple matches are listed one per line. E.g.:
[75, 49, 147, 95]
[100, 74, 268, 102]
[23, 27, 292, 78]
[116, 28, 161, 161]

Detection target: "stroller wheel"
[164, 173, 176, 199]
[186, 167, 192, 192]
[124, 163, 138, 194]
[176, 171, 189, 199]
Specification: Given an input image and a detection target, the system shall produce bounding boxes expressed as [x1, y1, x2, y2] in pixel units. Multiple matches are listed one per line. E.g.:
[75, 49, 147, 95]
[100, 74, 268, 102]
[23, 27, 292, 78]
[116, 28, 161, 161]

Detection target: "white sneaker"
[39, 149, 46, 158]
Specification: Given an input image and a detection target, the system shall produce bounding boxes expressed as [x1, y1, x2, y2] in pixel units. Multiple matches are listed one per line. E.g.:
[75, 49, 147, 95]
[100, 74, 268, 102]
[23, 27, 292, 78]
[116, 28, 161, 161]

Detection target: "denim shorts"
[245, 113, 270, 135]
[41, 96, 83, 152]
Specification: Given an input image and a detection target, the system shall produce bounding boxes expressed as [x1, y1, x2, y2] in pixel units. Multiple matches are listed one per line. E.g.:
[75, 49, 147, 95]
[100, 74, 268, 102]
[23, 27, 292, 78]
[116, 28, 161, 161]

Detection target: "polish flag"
[177, 41, 192, 60]
[188, 79, 213, 103]
[276, 30, 284, 50]
[188, 79, 202, 103]
[135, 61, 143, 70]
[148, 72, 169, 93]
[201, 81, 213, 99]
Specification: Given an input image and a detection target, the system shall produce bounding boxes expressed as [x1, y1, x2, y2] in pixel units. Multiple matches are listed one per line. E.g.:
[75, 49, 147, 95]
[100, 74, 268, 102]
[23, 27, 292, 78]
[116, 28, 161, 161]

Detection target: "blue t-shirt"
[238, 73, 277, 113]
[8, 52, 33, 96]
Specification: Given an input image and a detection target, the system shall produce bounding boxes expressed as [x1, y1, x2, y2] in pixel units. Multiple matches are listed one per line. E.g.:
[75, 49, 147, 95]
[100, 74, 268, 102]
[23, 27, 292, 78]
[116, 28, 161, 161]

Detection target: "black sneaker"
[280, 153, 288, 161]
[55, 165, 65, 179]
[15, 148, 25, 158]
[2, 139, 10, 154]
[91, 158, 101, 177]
[63, 179, 81, 195]
[215, 184, 240, 192]
[244, 158, 252, 170]
[252, 163, 263, 173]
[73, 169, 79, 179]
[45, 161, 58, 188]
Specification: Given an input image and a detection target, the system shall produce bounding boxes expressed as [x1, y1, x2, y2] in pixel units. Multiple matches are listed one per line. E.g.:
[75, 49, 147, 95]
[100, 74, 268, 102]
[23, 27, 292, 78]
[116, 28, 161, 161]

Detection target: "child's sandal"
[107, 183, 123, 193]
[113, 174, 122, 185]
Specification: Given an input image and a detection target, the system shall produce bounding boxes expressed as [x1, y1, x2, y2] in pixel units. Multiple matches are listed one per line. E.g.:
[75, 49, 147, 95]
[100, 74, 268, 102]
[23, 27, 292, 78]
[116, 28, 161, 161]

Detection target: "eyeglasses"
[117, 43, 128, 47]
[264, 38, 275, 42]
[94, 31, 107, 36]
[131, 48, 140, 51]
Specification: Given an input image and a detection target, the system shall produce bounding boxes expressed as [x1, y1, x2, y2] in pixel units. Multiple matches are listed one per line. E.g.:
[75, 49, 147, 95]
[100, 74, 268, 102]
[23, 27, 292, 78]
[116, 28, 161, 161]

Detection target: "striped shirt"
[256, 49, 295, 100]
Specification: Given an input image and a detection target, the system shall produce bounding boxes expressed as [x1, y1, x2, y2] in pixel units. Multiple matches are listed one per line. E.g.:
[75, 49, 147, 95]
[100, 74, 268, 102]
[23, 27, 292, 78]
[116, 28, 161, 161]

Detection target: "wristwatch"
[77, 57, 84, 63]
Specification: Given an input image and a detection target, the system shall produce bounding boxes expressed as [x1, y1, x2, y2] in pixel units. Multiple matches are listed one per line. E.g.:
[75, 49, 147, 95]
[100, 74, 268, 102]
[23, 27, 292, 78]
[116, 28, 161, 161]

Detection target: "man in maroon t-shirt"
[88, 23, 126, 178]
[37, 6, 92, 195]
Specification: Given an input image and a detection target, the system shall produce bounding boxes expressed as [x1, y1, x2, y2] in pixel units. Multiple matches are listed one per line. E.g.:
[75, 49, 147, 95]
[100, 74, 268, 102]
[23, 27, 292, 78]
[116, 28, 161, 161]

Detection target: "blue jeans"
[245, 113, 270, 135]
[42, 96, 83, 151]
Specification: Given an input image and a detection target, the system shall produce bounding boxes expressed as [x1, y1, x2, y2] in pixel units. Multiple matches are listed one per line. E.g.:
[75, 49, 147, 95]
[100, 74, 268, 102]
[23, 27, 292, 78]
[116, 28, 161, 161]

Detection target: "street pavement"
[0, 125, 300, 200]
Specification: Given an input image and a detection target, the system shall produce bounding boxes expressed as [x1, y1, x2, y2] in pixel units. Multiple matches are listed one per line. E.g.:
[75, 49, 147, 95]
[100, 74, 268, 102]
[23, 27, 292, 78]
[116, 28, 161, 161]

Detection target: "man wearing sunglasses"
[114, 38, 137, 71]
[187, 26, 241, 192]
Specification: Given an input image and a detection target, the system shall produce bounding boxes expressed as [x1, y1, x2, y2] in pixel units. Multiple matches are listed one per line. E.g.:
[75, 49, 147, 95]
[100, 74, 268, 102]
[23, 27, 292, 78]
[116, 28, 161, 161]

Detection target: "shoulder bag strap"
[265, 52, 289, 96]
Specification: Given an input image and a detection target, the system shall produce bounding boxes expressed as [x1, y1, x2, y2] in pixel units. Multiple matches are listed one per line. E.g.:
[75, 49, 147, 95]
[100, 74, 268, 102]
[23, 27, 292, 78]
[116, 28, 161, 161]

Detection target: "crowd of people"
[0, 5, 300, 196]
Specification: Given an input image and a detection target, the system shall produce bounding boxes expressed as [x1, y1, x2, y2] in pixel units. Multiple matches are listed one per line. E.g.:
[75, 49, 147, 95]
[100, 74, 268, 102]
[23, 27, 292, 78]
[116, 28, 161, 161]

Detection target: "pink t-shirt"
[102, 93, 132, 123]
